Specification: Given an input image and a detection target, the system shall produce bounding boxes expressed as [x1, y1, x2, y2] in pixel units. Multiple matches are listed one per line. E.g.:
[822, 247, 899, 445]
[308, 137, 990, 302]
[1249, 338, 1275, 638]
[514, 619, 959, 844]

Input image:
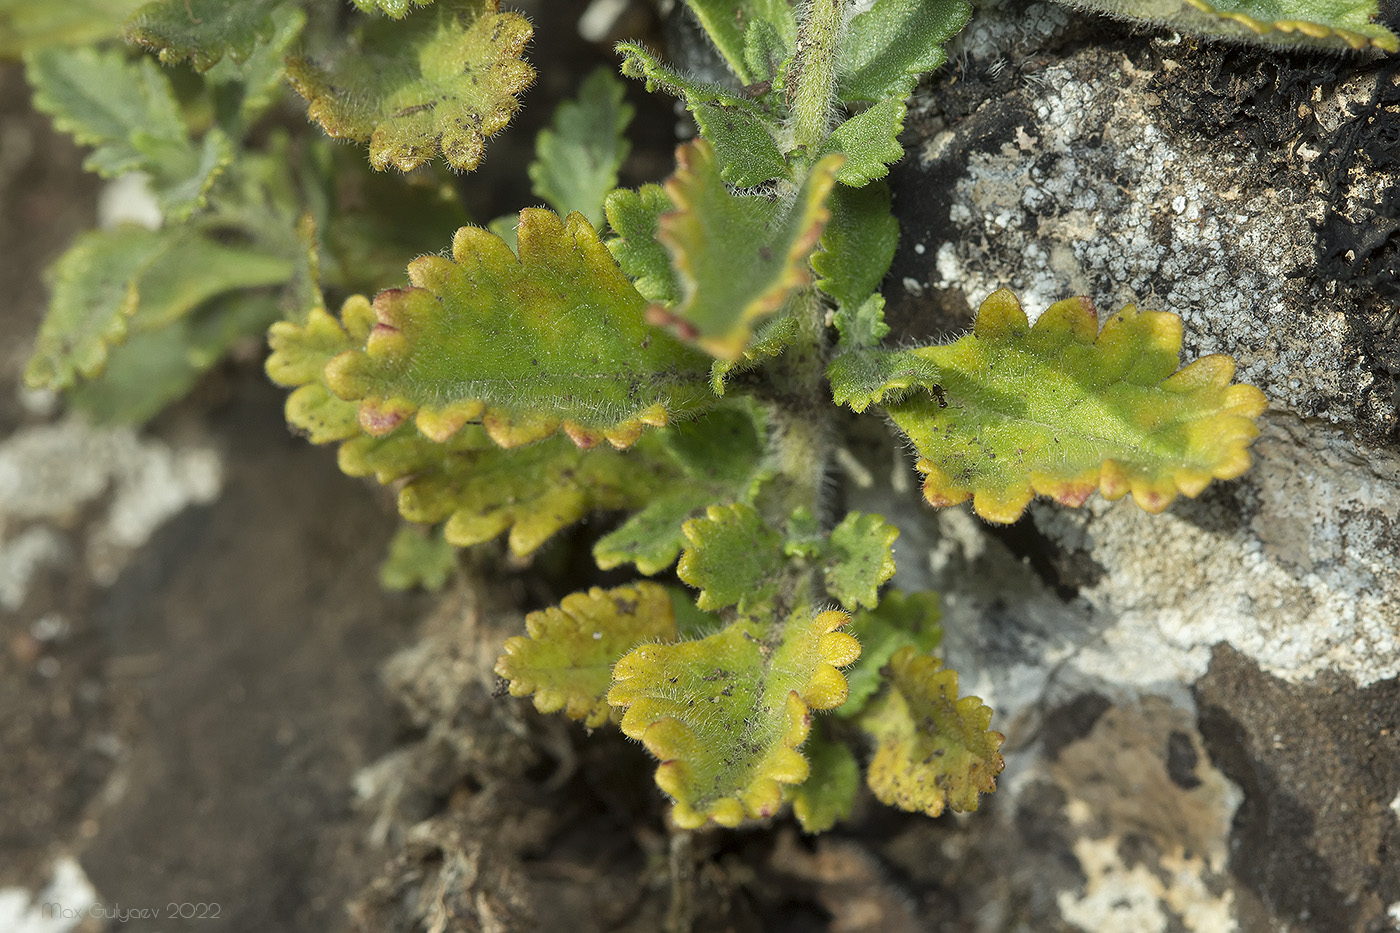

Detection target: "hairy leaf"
[25, 45, 233, 220]
[126, 0, 291, 71]
[652, 139, 841, 359]
[815, 183, 897, 349]
[1060, 0, 1397, 51]
[25, 228, 159, 390]
[836, 0, 971, 103]
[709, 314, 797, 394]
[385, 432, 677, 555]
[352, 0, 435, 17]
[498, 582, 678, 729]
[266, 300, 374, 444]
[380, 523, 456, 591]
[676, 502, 786, 612]
[681, 0, 796, 84]
[861, 646, 1004, 817]
[616, 40, 768, 115]
[530, 68, 633, 228]
[608, 608, 859, 828]
[595, 403, 767, 574]
[203, 3, 305, 134]
[28, 226, 292, 391]
[823, 512, 898, 611]
[0, 0, 145, 56]
[286, 0, 534, 171]
[604, 184, 680, 306]
[70, 291, 281, 424]
[840, 591, 942, 716]
[323, 209, 715, 449]
[818, 98, 905, 186]
[829, 289, 1268, 522]
[791, 724, 860, 833]
[693, 103, 789, 187]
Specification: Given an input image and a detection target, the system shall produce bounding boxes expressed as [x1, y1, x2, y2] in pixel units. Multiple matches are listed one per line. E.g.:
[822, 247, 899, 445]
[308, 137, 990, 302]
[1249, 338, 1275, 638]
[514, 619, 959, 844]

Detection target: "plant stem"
[769, 0, 847, 531]
[789, 0, 845, 153]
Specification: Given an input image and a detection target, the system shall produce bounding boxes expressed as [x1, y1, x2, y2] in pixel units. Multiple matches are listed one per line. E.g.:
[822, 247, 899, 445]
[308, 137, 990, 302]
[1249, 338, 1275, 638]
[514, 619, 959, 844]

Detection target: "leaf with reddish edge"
[607, 607, 859, 829]
[322, 209, 715, 450]
[651, 138, 843, 360]
[285, 0, 533, 172]
[829, 289, 1267, 523]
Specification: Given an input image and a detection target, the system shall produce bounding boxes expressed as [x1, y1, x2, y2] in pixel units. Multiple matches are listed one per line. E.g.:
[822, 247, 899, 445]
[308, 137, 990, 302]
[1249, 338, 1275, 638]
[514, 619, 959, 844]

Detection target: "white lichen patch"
[0, 418, 223, 596]
[1031, 413, 1400, 688]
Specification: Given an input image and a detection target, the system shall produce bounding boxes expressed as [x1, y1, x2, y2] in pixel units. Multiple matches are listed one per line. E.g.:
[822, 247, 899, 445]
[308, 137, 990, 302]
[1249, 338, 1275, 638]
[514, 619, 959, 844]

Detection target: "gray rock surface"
[865, 2, 1400, 929]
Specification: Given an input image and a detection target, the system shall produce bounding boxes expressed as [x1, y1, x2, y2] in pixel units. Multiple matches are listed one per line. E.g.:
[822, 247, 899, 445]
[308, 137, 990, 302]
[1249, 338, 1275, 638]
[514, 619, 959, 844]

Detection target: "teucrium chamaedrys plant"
[267, 0, 1267, 831]
[13, 0, 1317, 832]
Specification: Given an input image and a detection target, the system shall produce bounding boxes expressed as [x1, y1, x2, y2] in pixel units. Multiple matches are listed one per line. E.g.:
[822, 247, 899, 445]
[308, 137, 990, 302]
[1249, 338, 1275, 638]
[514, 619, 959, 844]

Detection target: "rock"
[865, 2, 1400, 929]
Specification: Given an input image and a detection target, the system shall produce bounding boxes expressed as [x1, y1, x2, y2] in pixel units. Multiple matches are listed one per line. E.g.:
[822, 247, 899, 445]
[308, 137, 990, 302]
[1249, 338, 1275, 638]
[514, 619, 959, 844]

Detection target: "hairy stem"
[789, 0, 845, 152]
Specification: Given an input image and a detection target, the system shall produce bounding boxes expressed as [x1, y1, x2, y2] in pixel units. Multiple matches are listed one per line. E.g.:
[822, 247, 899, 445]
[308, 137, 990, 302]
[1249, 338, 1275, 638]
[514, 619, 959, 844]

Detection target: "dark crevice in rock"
[1196, 645, 1400, 933]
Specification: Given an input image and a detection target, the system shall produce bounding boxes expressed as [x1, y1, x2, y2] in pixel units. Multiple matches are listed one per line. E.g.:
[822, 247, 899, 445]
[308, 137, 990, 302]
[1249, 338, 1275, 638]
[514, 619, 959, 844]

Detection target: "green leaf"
[0, 0, 145, 57]
[692, 103, 789, 187]
[70, 291, 282, 425]
[680, 0, 796, 84]
[594, 402, 768, 574]
[839, 591, 941, 717]
[1061, 0, 1397, 51]
[204, 2, 305, 134]
[791, 724, 860, 833]
[828, 289, 1269, 523]
[310, 141, 472, 296]
[24, 45, 233, 220]
[604, 183, 680, 306]
[529, 68, 633, 228]
[708, 313, 797, 395]
[26, 225, 292, 391]
[126, 0, 292, 71]
[818, 98, 905, 187]
[615, 40, 767, 115]
[24, 227, 160, 391]
[286, 0, 534, 172]
[380, 523, 456, 591]
[741, 17, 793, 88]
[836, 0, 971, 104]
[676, 502, 786, 612]
[608, 608, 859, 828]
[498, 582, 679, 729]
[814, 183, 897, 349]
[352, 0, 435, 17]
[651, 138, 841, 359]
[323, 209, 715, 450]
[860, 646, 1005, 818]
[822, 512, 898, 611]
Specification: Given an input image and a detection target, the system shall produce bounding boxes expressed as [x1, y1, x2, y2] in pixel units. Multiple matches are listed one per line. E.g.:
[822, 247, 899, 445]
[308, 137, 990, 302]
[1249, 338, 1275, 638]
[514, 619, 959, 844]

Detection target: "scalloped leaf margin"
[608, 608, 859, 828]
[830, 289, 1267, 523]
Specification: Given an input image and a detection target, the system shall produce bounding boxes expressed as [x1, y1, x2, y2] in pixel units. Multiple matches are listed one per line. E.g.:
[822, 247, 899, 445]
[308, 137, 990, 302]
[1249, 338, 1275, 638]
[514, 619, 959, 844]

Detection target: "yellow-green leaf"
[829, 289, 1268, 523]
[860, 646, 1004, 817]
[676, 502, 786, 612]
[497, 582, 678, 729]
[840, 591, 942, 717]
[790, 723, 861, 833]
[380, 523, 456, 591]
[822, 512, 898, 611]
[322, 209, 715, 450]
[608, 608, 860, 828]
[126, 0, 292, 71]
[1068, 0, 1397, 51]
[285, 0, 533, 172]
[651, 138, 842, 360]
